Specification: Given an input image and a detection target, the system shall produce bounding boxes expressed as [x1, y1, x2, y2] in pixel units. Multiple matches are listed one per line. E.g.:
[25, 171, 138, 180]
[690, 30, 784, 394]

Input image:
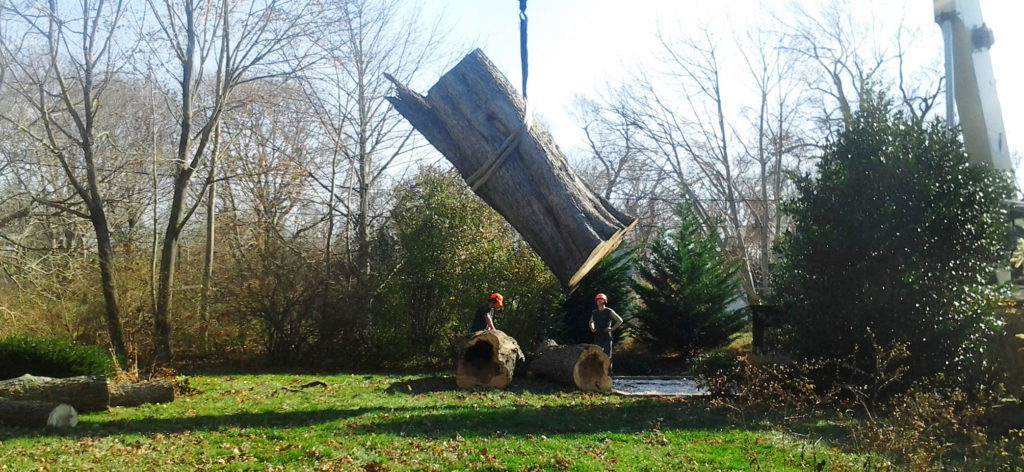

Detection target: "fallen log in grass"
[529, 341, 612, 392]
[456, 330, 524, 389]
[0, 397, 77, 428]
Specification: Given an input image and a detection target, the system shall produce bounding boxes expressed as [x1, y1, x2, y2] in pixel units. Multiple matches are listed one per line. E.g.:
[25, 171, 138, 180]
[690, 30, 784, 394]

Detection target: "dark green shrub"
[0, 335, 114, 379]
[632, 205, 744, 354]
[772, 92, 1013, 384]
[560, 249, 636, 344]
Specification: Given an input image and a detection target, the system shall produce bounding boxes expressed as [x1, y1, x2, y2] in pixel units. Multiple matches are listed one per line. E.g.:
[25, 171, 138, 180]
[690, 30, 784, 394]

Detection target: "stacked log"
[386, 49, 636, 290]
[456, 330, 524, 389]
[0, 398, 77, 428]
[109, 380, 175, 407]
[0, 374, 109, 412]
[530, 341, 612, 392]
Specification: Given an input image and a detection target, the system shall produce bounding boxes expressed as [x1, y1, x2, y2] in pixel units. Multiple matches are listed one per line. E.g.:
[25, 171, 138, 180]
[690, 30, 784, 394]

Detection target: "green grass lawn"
[0, 373, 877, 471]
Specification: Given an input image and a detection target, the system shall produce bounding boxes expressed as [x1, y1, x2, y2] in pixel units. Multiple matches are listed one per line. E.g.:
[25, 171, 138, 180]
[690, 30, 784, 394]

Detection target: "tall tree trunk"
[92, 210, 127, 360]
[153, 177, 189, 364]
[199, 123, 221, 353]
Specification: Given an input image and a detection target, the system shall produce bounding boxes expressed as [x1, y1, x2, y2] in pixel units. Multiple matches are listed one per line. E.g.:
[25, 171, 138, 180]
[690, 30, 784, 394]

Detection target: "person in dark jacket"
[470, 292, 503, 332]
[589, 293, 623, 366]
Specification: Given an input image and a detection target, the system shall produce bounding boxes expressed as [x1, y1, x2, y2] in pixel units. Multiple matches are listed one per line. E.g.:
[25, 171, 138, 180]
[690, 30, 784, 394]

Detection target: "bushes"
[373, 168, 562, 367]
[773, 93, 1013, 384]
[0, 335, 114, 379]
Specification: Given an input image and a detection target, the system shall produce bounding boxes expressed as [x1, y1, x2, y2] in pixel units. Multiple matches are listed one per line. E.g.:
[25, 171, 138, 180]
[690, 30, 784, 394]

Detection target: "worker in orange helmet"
[470, 292, 503, 332]
[589, 293, 624, 368]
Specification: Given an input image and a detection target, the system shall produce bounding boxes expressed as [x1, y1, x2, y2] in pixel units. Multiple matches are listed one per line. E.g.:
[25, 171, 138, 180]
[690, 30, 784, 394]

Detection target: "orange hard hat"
[595, 293, 608, 303]
[489, 292, 504, 307]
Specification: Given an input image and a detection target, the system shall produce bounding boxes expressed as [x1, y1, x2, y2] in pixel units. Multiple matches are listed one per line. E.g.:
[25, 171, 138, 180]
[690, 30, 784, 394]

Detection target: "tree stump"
[529, 341, 612, 392]
[456, 330, 524, 389]
[0, 374, 109, 412]
[109, 380, 175, 407]
[386, 49, 637, 290]
[0, 398, 77, 428]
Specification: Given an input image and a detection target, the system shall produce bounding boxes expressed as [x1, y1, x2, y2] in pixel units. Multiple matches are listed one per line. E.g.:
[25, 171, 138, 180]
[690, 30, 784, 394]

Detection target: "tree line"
[0, 0, 952, 368]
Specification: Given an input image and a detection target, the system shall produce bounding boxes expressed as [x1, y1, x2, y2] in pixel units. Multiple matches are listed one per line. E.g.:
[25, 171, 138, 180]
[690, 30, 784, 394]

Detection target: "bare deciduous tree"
[145, 0, 317, 363]
[0, 0, 137, 358]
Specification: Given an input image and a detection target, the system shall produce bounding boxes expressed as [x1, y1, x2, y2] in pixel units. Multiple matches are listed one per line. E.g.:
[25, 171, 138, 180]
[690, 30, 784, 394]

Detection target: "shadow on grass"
[352, 398, 734, 438]
[384, 374, 576, 396]
[0, 407, 384, 440]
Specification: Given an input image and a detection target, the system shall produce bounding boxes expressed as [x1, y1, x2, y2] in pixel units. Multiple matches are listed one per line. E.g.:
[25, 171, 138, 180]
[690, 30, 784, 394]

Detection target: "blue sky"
[411, 0, 1022, 174]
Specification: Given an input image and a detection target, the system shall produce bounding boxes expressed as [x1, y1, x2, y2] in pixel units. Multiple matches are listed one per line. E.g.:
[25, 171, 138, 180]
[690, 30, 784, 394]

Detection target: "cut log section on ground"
[0, 398, 78, 428]
[386, 49, 636, 290]
[0, 374, 109, 412]
[456, 330, 524, 389]
[109, 380, 175, 407]
[529, 341, 612, 392]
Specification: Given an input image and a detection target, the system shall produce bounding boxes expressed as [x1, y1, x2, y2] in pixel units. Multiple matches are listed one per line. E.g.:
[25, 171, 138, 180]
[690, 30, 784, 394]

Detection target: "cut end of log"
[530, 343, 613, 393]
[573, 346, 613, 393]
[456, 330, 522, 390]
[458, 339, 502, 387]
[567, 217, 638, 290]
[46, 404, 78, 428]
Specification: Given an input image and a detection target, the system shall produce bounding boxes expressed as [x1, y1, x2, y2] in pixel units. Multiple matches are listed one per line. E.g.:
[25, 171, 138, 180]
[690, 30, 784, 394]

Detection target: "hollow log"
[456, 330, 524, 389]
[529, 342, 612, 392]
[0, 398, 77, 428]
[109, 380, 175, 407]
[0, 374, 109, 412]
[385, 49, 637, 290]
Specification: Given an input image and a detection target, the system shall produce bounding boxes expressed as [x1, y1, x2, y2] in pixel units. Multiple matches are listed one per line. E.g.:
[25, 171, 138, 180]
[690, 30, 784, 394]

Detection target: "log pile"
[0, 398, 77, 428]
[456, 330, 524, 389]
[386, 49, 636, 290]
[529, 340, 612, 392]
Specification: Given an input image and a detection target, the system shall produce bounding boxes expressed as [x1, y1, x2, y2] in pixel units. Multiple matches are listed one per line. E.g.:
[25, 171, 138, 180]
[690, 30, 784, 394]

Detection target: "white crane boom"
[934, 0, 1012, 172]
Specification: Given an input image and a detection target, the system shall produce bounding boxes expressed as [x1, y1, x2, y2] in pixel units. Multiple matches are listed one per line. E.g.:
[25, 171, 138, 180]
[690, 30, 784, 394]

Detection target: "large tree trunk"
[529, 341, 612, 392]
[0, 398, 77, 428]
[386, 49, 636, 289]
[456, 330, 524, 389]
[92, 211, 128, 360]
[0, 375, 109, 413]
[108, 380, 175, 407]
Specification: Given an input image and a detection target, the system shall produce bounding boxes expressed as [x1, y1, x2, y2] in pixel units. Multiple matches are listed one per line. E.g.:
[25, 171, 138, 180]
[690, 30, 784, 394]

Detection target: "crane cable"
[519, 0, 528, 99]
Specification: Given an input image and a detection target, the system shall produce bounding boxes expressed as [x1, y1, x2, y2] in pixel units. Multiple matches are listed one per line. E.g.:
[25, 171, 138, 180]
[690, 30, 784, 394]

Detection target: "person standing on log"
[471, 292, 503, 332]
[589, 293, 623, 368]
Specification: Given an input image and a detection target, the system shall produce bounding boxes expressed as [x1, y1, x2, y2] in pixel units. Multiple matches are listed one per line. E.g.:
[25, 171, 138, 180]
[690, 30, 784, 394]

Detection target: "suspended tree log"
[456, 330, 524, 389]
[385, 49, 637, 290]
[529, 341, 612, 392]
[0, 374, 109, 412]
[109, 380, 175, 407]
[0, 398, 78, 428]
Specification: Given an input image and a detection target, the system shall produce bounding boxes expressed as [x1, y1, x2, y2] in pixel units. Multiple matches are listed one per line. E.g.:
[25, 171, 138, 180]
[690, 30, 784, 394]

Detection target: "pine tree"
[633, 205, 744, 354]
[561, 250, 636, 344]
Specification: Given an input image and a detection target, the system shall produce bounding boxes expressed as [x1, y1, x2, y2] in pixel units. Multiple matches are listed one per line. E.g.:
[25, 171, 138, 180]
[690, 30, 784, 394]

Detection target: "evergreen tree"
[561, 250, 636, 344]
[773, 92, 1013, 382]
[633, 205, 744, 354]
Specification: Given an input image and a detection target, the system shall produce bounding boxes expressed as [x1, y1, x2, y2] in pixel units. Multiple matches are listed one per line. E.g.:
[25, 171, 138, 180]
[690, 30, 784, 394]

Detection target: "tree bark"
[386, 49, 636, 289]
[456, 330, 524, 389]
[108, 380, 175, 407]
[529, 341, 612, 392]
[0, 398, 77, 428]
[0, 374, 109, 413]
